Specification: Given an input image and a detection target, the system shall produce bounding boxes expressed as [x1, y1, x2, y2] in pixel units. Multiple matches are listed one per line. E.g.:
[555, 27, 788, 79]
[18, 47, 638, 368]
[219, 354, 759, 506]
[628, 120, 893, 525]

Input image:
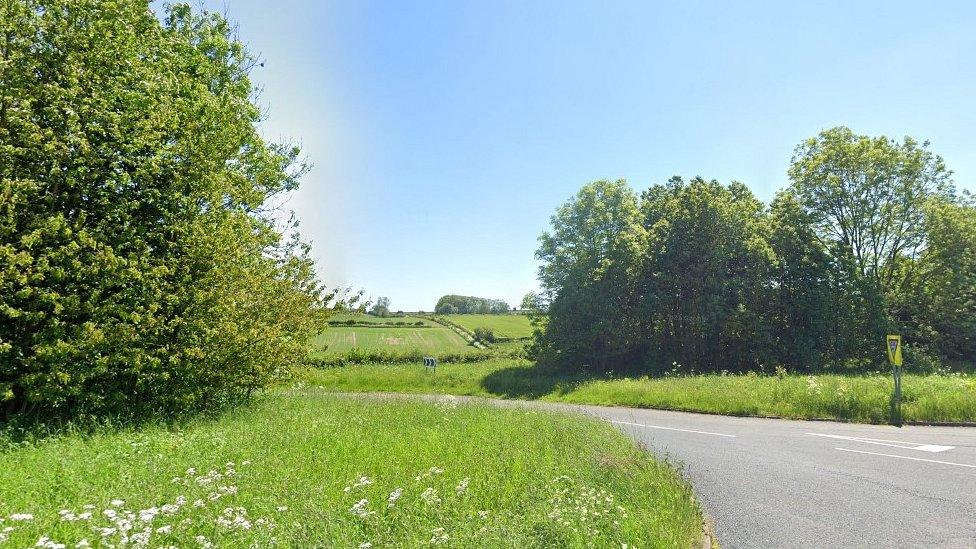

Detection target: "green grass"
[441, 314, 535, 339]
[312, 324, 471, 356]
[0, 391, 702, 548]
[307, 360, 976, 424]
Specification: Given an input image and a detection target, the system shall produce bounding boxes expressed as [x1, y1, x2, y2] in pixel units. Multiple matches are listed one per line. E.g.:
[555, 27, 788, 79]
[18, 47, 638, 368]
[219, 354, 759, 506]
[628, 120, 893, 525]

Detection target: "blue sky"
[198, 0, 976, 311]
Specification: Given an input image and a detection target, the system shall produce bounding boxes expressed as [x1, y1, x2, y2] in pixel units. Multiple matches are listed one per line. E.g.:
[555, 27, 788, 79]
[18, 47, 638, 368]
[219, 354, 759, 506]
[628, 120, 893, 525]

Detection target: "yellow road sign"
[886, 335, 902, 366]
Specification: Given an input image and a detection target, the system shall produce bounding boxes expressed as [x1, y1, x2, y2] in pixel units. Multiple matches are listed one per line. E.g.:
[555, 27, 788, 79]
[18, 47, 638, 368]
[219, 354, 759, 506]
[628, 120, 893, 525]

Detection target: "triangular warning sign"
[888, 339, 899, 354]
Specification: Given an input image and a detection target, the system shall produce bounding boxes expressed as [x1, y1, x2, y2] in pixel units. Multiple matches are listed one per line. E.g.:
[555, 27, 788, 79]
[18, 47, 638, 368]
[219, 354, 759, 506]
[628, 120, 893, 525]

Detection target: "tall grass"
[0, 391, 702, 548]
[307, 361, 976, 423]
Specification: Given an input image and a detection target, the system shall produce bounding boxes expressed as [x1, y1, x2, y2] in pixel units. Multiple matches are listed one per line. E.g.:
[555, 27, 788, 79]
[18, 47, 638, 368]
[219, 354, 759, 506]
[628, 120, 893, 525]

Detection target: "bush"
[0, 3, 324, 420]
[474, 327, 496, 344]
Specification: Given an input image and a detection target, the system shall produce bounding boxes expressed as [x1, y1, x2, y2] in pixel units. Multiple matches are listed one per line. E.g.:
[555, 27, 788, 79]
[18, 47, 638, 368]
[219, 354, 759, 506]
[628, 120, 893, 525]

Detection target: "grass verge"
[0, 390, 702, 548]
[305, 360, 976, 424]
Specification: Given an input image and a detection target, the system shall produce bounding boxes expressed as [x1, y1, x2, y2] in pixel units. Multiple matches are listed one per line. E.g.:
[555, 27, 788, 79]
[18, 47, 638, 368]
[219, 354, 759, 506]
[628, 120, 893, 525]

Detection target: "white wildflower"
[156, 525, 172, 534]
[276, 506, 288, 512]
[349, 499, 374, 519]
[388, 488, 403, 507]
[421, 487, 441, 505]
[455, 477, 470, 495]
[9, 513, 33, 521]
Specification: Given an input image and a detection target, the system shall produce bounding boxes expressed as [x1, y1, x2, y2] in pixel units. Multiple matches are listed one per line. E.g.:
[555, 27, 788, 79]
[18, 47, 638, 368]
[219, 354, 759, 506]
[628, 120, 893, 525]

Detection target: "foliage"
[369, 296, 391, 317]
[473, 327, 495, 344]
[0, 394, 703, 547]
[0, 1, 325, 420]
[533, 128, 975, 375]
[434, 294, 509, 314]
[535, 180, 647, 371]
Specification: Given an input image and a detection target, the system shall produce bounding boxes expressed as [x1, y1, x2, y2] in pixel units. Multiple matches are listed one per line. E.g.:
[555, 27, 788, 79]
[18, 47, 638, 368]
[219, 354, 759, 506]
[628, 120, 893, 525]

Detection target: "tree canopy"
[0, 1, 326, 420]
[435, 295, 509, 314]
[533, 128, 975, 375]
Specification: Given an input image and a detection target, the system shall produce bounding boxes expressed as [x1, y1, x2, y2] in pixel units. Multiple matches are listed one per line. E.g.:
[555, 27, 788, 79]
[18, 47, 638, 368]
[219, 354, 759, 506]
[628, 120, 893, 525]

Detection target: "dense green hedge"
[0, 2, 325, 420]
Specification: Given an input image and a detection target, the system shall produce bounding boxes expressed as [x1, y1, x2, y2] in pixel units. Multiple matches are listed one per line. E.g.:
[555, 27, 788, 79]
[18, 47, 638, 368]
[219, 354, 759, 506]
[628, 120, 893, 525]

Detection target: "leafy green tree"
[638, 178, 774, 372]
[0, 1, 325, 419]
[535, 180, 646, 371]
[787, 127, 953, 349]
[370, 296, 391, 317]
[900, 195, 976, 362]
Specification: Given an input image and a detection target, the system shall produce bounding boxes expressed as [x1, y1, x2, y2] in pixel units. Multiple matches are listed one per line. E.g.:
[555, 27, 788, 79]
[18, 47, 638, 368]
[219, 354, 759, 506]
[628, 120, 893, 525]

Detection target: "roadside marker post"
[886, 335, 903, 427]
[423, 356, 437, 373]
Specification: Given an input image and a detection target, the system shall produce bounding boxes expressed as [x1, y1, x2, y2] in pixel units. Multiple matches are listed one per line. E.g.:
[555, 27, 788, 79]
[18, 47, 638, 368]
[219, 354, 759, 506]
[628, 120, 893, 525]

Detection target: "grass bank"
[306, 360, 976, 424]
[0, 390, 702, 548]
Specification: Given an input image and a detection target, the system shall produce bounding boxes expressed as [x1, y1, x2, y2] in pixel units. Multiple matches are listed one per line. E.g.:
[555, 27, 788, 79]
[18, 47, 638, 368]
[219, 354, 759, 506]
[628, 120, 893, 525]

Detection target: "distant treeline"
[531, 127, 976, 375]
[435, 295, 510, 314]
[328, 319, 427, 328]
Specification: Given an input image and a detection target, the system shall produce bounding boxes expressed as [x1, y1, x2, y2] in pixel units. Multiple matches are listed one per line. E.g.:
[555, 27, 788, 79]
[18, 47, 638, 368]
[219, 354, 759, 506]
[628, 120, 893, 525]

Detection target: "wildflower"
[345, 475, 373, 492]
[429, 527, 449, 545]
[455, 477, 470, 495]
[359, 543, 373, 549]
[388, 488, 403, 507]
[110, 499, 125, 507]
[193, 499, 205, 508]
[349, 499, 374, 519]
[9, 513, 33, 521]
[34, 536, 66, 549]
[156, 525, 173, 534]
[276, 506, 289, 512]
[194, 535, 214, 548]
[477, 510, 489, 519]
[421, 487, 441, 505]
[75, 540, 91, 548]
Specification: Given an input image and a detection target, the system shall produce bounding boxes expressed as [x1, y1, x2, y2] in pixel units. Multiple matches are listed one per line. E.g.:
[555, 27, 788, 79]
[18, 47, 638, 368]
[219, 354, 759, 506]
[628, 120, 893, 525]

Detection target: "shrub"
[473, 327, 496, 344]
[0, 2, 324, 420]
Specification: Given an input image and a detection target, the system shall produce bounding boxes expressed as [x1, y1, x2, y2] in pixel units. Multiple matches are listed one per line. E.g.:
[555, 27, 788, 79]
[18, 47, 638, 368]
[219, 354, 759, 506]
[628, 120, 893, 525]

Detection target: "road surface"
[564, 403, 976, 548]
[360, 394, 976, 548]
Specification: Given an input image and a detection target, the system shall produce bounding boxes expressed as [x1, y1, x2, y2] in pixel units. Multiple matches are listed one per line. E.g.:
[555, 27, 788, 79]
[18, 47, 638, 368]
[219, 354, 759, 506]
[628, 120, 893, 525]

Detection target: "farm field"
[441, 314, 535, 339]
[312, 324, 471, 356]
[307, 360, 976, 424]
[0, 392, 703, 548]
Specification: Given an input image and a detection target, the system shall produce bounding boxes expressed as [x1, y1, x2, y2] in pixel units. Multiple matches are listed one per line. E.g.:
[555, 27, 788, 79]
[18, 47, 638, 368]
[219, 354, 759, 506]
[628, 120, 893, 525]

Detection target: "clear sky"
[198, 0, 976, 311]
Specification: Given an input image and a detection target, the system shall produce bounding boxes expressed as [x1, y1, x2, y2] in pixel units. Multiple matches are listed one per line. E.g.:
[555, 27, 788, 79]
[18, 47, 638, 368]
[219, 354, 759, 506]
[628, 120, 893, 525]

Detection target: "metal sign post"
[886, 335, 903, 427]
[423, 356, 437, 373]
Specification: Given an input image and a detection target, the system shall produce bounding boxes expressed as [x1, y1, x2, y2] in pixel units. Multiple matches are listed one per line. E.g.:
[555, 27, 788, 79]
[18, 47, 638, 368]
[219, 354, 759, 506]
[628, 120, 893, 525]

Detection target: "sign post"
[886, 335, 903, 427]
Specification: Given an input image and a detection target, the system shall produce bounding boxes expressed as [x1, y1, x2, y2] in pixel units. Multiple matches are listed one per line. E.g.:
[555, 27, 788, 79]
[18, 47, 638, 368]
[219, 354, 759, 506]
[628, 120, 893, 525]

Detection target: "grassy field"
[441, 314, 535, 339]
[0, 391, 702, 548]
[313, 326, 471, 356]
[307, 360, 976, 424]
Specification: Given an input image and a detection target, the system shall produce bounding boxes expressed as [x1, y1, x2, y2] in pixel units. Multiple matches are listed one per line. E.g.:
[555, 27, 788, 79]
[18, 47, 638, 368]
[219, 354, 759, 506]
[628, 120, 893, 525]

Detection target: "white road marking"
[610, 420, 737, 438]
[835, 447, 976, 469]
[806, 433, 954, 452]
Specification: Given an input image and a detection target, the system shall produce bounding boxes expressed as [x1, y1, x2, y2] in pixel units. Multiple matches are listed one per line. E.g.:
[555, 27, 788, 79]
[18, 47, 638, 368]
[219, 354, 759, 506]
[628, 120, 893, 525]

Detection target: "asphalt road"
[530, 401, 976, 548]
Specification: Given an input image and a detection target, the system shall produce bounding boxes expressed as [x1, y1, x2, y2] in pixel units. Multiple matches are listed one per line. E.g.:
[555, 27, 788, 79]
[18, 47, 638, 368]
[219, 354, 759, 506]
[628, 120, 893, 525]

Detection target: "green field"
[313, 326, 470, 356]
[441, 314, 535, 339]
[307, 360, 976, 424]
[0, 391, 702, 548]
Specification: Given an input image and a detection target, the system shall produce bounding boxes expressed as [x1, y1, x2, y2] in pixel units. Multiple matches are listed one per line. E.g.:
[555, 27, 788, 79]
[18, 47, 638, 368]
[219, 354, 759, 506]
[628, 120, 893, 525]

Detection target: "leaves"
[0, 1, 325, 420]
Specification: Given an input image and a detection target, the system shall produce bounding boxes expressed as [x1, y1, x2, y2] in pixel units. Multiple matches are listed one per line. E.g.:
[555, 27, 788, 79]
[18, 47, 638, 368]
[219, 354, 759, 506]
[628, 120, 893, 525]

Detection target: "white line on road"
[610, 420, 737, 438]
[807, 433, 954, 452]
[835, 447, 976, 469]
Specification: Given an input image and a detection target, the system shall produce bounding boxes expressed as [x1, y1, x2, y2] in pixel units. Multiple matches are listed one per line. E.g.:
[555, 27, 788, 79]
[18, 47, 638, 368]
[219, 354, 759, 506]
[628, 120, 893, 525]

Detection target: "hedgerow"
[0, 1, 326, 420]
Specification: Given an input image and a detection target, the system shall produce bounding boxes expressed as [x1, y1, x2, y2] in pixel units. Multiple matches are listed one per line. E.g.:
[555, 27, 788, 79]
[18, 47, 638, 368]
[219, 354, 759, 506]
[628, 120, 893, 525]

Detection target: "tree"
[370, 297, 391, 317]
[787, 127, 954, 360]
[0, 1, 325, 419]
[638, 177, 774, 372]
[535, 180, 646, 371]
